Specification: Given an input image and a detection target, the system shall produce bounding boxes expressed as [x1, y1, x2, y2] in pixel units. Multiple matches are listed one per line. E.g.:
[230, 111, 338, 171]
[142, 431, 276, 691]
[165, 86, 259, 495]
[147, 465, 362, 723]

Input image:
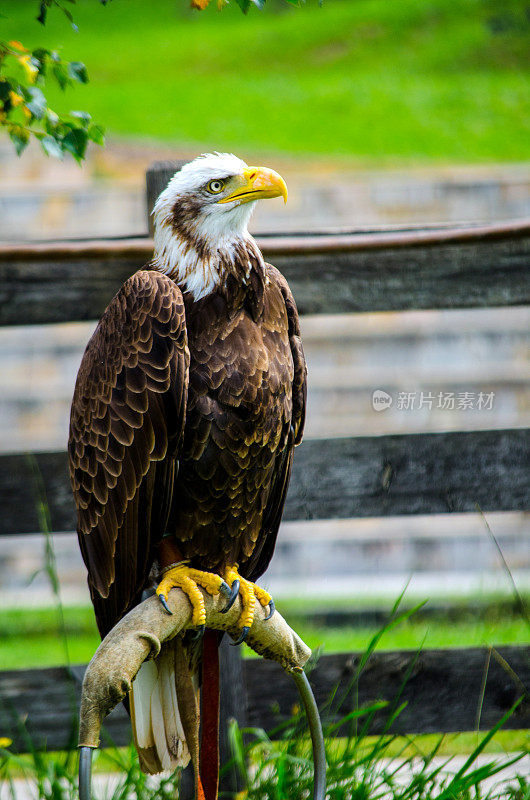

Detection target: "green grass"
[2, 0, 530, 161]
[2, 656, 528, 800]
[2, 729, 528, 800]
[0, 606, 99, 670]
[1, 599, 528, 669]
[1, 729, 528, 772]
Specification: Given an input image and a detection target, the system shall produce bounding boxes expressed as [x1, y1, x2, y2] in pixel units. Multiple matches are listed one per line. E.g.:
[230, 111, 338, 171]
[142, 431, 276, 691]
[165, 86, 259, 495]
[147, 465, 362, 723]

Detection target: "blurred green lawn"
[1, 602, 528, 669]
[3, 0, 529, 161]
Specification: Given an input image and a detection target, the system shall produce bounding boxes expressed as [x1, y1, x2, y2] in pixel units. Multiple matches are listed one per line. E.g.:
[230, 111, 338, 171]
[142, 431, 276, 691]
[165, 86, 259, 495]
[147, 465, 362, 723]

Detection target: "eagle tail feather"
[130, 642, 191, 774]
[129, 633, 221, 799]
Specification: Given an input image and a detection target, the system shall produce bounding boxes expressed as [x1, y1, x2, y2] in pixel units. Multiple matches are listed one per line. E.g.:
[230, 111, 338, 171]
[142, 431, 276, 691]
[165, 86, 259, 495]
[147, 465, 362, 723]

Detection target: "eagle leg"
[155, 561, 231, 628]
[222, 565, 275, 645]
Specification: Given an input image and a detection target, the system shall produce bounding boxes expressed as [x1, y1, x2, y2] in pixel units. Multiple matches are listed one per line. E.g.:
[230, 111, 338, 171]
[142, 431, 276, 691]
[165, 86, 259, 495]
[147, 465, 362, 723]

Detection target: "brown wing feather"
[268, 263, 307, 446]
[242, 263, 307, 583]
[68, 269, 189, 637]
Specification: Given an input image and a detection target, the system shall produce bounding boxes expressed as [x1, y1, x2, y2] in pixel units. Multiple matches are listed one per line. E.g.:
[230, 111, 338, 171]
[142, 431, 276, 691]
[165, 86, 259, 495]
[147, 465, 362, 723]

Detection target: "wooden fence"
[1, 163, 529, 789]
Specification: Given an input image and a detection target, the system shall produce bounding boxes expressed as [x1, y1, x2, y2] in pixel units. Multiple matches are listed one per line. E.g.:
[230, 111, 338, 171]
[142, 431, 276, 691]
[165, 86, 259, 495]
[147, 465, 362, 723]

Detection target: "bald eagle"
[68, 153, 306, 798]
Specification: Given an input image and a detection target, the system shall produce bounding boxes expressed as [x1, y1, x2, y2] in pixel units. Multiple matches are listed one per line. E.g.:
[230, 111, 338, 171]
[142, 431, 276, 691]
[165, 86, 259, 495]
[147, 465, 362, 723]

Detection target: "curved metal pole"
[290, 667, 327, 800]
[79, 746, 93, 800]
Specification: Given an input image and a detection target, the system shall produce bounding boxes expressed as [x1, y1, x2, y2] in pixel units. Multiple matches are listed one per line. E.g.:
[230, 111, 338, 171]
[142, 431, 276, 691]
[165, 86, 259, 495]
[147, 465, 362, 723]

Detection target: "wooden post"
[218, 636, 248, 794]
[145, 163, 248, 795]
[145, 160, 187, 237]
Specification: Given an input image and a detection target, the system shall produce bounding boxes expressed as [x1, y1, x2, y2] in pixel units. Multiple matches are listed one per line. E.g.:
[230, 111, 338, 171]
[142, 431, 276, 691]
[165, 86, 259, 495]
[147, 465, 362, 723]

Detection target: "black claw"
[190, 625, 205, 640]
[220, 580, 232, 599]
[158, 594, 172, 615]
[221, 579, 240, 613]
[264, 598, 275, 621]
[231, 626, 249, 646]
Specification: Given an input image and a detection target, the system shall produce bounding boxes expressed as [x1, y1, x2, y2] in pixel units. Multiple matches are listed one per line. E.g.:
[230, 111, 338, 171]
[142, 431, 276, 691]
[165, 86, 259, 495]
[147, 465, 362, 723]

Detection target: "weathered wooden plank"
[1, 646, 528, 753]
[245, 645, 530, 736]
[0, 429, 527, 536]
[286, 428, 530, 520]
[0, 664, 127, 752]
[271, 233, 530, 315]
[1, 451, 74, 536]
[0, 244, 146, 328]
[0, 221, 529, 326]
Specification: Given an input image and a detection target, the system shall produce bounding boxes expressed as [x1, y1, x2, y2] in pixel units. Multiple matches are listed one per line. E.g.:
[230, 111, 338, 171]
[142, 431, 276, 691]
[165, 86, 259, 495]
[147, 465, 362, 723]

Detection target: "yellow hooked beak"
[218, 166, 288, 205]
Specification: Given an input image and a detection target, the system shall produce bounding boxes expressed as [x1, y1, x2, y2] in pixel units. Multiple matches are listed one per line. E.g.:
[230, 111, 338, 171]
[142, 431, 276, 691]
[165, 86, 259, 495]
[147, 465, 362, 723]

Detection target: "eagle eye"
[207, 179, 225, 194]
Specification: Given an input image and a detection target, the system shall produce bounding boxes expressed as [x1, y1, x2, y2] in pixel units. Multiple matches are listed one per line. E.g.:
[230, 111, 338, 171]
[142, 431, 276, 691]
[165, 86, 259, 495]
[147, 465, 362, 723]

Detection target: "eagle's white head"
[152, 152, 287, 301]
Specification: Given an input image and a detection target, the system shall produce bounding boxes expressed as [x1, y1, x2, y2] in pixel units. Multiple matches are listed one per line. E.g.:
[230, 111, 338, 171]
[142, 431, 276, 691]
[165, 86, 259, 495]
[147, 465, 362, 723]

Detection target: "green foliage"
[4, 0, 528, 161]
[233, 0, 301, 14]
[0, 39, 104, 161]
[36, 0, 112, 29]
[220, 704, 528, 800]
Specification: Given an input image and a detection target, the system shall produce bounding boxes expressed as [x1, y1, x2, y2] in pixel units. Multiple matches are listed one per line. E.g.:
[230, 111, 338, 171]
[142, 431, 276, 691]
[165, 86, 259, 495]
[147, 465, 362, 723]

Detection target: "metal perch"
[77, 587, 326, 800]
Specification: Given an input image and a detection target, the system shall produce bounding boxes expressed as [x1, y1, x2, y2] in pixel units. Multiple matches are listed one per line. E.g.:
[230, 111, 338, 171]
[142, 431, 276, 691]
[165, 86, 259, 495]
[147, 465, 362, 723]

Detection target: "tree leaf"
[24, 86, 47, 120]
[68, 62, 89, 84]
[52, 63, 69, 90]
[41, 135, 63, 159]
[87, 124, 105, 145]
[32, 48, 49, 77]
[62, 127, 88, 162]
[1, 33, 104, 164]
[44, 110, 59, 135]
[30, 54, 45, 78]
[235, 0, 252, 12]
[0, 80, 12, 104]
[9, 126, 30, 156]
[32, 47, 49, 61]
[37, 2, 47, 25]
[71, 110, 91, 126]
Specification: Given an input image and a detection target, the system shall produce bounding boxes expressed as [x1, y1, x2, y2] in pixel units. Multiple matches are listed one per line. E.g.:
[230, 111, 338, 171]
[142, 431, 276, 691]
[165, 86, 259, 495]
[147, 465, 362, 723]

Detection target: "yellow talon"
[254, 582, 273, 610]
[224, 566, 274, 632]
[156, 561, 228, 627]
